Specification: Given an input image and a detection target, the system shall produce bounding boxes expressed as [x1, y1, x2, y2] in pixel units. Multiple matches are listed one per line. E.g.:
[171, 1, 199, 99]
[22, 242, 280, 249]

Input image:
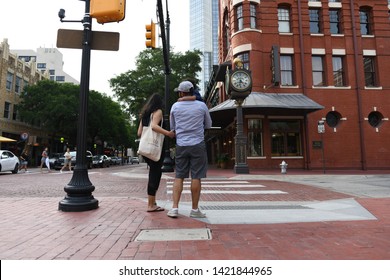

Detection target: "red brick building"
[205, 0, 390, 171]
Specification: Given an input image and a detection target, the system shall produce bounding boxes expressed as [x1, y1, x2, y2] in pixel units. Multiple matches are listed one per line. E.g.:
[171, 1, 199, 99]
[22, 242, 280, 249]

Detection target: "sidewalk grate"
[200, 205, 309, 210]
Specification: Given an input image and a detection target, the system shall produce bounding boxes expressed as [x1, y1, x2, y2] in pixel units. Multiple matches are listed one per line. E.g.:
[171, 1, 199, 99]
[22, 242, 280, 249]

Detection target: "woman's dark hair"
[140, 93, 164, 117]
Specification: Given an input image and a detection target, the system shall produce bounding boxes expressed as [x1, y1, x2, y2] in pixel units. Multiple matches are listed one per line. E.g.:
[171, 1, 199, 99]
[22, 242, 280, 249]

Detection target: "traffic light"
[145, 21, 156, 48]
[90, 0, 126, 24]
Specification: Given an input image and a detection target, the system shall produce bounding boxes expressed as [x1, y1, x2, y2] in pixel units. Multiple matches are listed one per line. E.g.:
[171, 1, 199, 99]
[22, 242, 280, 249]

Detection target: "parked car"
[110, 156, 122, 165]
[130, 157, 139, 164]
[92, 155, 110, 168]
[49, 153, 63, 169]
[55, 150, 93, 170]
[0, 150, 20, 174]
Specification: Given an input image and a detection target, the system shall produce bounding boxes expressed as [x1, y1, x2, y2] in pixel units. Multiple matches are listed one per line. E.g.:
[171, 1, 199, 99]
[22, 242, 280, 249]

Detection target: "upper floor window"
[309, 8, 322, 34]
[56, 76, 65, 82]
[250, 3, 257, 29]
[278, 6, 291, 33]
[37, 63, 46, 69]
[4, 102, 11, 119]
[223, 10, 230, 59]
[360, 7, 372, 35]
[363, 56, 377, 87]
[280, 55, 294, 86]
[235, 52, 250, 70]
[312, 56, 325, 86]
[329, 0, 341, 2]
[12, 105, 19, 121]
[236, 4, 244, 31]
[329, 9, 342, 34]
[15, 76, 22, 94]
[6, 72, 13, 91]
[332, 56, 345, 87]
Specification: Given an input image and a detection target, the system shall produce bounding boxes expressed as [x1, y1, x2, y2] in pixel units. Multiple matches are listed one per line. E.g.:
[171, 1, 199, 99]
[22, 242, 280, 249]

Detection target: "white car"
[0, 150, 20, 174]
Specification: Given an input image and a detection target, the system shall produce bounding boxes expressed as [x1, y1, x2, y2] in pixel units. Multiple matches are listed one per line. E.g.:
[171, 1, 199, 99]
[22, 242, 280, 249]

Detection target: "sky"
[0, 0, 189, 96]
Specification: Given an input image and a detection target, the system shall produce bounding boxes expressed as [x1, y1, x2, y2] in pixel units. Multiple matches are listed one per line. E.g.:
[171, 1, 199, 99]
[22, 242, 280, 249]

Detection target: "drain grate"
[200, 205, 309, 210]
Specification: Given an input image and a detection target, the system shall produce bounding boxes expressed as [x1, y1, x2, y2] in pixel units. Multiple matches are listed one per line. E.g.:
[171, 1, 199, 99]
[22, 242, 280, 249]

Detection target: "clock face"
[231, 70, 251, 91]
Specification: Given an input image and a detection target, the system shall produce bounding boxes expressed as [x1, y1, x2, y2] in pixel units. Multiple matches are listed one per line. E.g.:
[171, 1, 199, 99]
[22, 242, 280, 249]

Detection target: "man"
[167, 80, 212, 218]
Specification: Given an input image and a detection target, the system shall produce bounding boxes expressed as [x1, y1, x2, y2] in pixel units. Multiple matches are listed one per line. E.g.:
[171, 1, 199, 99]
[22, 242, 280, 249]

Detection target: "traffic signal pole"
[158, 0, 174, 172]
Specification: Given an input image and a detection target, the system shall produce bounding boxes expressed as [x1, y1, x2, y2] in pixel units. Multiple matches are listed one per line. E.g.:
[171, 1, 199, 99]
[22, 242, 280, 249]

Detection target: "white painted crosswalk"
[165, 179, 287, 195]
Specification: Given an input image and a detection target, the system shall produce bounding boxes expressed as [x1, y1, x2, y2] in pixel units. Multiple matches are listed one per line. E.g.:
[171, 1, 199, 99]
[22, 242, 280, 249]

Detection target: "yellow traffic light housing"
[145, 21, 156, 48]
[90, 0, 126, 24]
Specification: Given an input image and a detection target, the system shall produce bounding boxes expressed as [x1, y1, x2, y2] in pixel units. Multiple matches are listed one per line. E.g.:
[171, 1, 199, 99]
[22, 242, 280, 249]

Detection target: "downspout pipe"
[350, 0, 367, 170]
[297, 0, 311, 169]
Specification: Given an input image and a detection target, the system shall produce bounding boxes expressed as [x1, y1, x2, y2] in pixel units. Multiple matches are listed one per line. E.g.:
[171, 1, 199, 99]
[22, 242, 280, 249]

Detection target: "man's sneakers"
[190, 209, 206, 218]
[167, 208, 178, 218]
[167, 208, 206, 218]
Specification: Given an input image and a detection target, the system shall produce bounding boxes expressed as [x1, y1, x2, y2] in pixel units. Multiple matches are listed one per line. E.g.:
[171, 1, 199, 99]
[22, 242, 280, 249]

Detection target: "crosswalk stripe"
[166, 190, 286, 194]
[166, 184, 266, 188]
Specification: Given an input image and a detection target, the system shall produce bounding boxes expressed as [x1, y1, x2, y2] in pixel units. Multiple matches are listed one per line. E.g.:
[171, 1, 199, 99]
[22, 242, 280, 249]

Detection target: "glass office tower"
[190, 0, 219, 95]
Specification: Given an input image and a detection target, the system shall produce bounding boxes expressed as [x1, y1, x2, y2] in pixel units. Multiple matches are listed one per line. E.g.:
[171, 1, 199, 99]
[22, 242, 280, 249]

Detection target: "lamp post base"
[58, 168, 99, 212]
[161, 151, 174, 172]
[58, 196, 99, 212]
[234, 163, 249, 174]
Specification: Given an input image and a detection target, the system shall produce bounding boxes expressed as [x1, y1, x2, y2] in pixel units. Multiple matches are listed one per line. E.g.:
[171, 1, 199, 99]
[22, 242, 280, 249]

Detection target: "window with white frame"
[332, 56, 345, 87]
[6, 72, 13, 91]
[329, 9, 342, 34]
[278, 6, 291, 33]
[363, 56, 377, 87]
[312, 56, 325, 86]
[4, 102, 11, 119]
[309, 8, 322, 34]
[236, 4, 244, 31]
[360, 7, 372, 35]
[250, 3, 257, 29]
[280, 55, 294, 86]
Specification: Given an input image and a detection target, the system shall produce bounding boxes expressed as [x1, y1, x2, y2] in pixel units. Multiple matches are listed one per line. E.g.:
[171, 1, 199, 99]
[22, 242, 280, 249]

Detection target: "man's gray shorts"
[175, 141, 207, 179]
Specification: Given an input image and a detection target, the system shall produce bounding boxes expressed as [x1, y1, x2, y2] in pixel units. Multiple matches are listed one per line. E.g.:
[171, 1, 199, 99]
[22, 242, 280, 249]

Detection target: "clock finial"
[233, 57, 244, 69]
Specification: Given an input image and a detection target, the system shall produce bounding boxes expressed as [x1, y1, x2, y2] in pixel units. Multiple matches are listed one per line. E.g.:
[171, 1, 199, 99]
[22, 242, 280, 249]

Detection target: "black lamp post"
[158, 0, 174, 172]
[58, 0, 98, 212]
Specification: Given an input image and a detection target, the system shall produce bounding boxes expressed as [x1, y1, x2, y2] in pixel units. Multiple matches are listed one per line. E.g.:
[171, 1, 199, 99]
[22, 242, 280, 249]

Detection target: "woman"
[137, 93, 175, 212]
[60, 147, 72, 173]
[40, 147, 51, 172]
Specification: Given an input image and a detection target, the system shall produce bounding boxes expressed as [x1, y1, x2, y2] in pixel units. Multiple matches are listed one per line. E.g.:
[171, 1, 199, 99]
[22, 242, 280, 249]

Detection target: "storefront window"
[270, 120, 302, 156]
[247, 119, 263, 157]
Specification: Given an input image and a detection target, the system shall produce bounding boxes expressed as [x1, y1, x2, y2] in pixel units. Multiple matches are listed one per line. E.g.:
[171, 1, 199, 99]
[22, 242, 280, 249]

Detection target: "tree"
[19, 80, 132, 151]
[109, 48, 202, 120]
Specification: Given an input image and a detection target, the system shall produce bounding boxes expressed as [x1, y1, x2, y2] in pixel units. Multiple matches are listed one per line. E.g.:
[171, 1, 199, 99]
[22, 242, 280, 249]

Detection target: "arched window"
[278, 5, 291, 33]
[360, 6, 372, 35]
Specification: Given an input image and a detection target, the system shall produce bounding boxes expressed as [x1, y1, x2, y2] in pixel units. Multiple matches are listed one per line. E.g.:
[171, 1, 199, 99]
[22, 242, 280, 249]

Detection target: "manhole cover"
[135, 228, 212, 241]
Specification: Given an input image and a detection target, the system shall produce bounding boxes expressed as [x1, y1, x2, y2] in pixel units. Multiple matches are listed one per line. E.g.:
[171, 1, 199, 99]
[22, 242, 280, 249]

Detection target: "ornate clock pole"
[225, 58, 252, 174]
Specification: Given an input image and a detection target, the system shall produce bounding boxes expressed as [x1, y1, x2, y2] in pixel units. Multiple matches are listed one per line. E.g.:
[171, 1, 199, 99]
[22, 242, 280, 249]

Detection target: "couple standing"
[137, 80, 212, 218]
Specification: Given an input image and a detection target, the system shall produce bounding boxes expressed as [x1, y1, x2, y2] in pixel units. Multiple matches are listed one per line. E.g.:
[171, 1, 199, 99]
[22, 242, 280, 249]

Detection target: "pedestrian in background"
[137, 93, 175, 212]
[40, 147, 51, 172]
[167, 81, 212, 218]
[19, 151, 29, 172]
[60, 147, 72, 173]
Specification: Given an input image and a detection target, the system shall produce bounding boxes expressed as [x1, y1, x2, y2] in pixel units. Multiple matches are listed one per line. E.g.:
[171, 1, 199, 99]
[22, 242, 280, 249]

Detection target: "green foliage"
[18, 80, 133, 149]
[109, 48, 202, 121]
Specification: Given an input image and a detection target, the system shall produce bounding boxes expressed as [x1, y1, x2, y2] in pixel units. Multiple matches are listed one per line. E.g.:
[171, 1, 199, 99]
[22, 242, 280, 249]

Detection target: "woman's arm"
[137, 120, 143, 137]
[151, 109, 175, 138]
